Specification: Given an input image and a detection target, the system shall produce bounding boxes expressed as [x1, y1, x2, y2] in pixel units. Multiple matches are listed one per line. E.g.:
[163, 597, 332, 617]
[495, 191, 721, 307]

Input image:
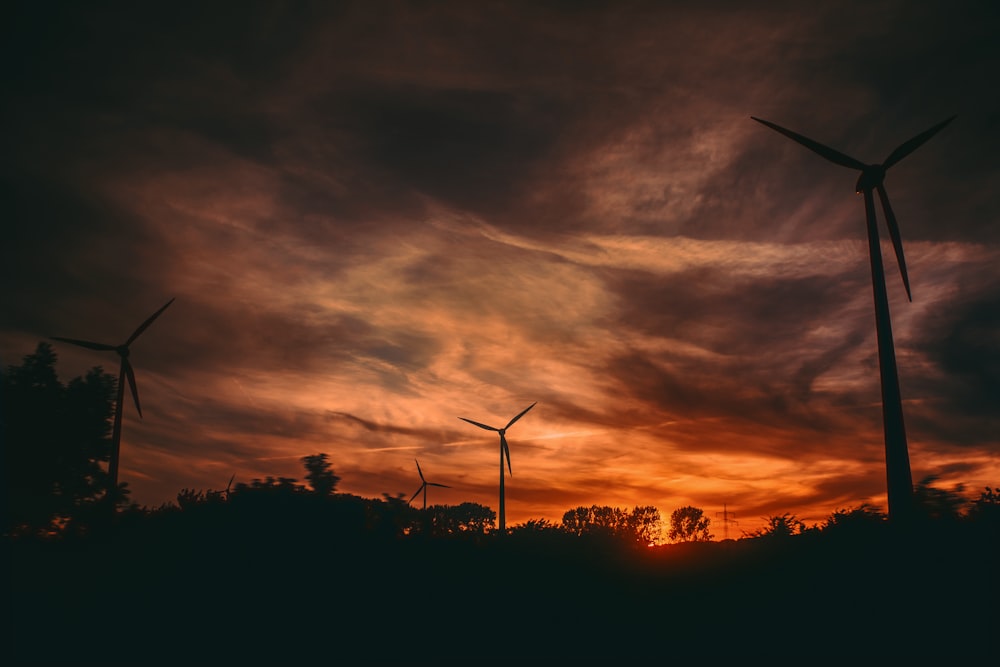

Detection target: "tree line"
[3, 342, 998, 543]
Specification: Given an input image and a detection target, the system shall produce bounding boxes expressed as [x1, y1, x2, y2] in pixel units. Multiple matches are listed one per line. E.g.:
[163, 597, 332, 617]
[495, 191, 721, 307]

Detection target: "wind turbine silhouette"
[52, 298, 175, 496]
[459, 402, 536, 534]
[408, 459, 450, 510]
[752, 115, 955, 521]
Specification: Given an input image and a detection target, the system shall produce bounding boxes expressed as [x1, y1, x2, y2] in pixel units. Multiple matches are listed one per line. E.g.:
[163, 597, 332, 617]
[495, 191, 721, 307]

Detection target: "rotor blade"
[124, 358, 142, 417]
[459, 417, 499, 431]
[415, 459, 425, 482]
[500, 433, 512, 476]
[504, 402, 537, 430]
[882, 116, 955, 169]
[876, 184, 912, 301]
[428, 483, 451, 489]
[50, 336, 116, 352]
[751, 117, 867, 170]
[409, 486, 423, 505]
[226, 474, 235, 492]
[126, 298, 175, 346]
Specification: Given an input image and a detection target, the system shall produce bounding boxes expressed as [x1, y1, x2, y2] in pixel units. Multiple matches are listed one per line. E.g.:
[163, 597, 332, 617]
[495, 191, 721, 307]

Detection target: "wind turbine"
[459, 402, 536, 534]
[223, 473, 235, 501]
[752, 115, 954, 521]
[408, 459, 450, 510]
[52, 298, 175, 496]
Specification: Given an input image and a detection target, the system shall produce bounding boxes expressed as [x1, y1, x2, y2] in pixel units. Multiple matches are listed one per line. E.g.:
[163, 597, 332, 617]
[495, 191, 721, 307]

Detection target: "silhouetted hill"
[7, 514, 996, 661]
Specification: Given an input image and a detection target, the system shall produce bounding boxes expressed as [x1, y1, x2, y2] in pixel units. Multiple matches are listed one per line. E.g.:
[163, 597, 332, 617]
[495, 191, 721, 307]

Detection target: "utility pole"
[716, 504, 738, 540]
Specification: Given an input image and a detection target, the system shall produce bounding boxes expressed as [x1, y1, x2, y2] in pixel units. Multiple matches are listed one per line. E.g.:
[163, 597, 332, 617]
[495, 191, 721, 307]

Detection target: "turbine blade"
[428, 483, 450, 488]
[751, 117, 866, 170]
[882, 116, 956, 169]
[126, 298, 175, 346]
[50, 337, 116, 352]
[415, 459, 425, 482]
[409, 486, 423, 505]
[459, 417, 499, 431]
[501, 433, 512, 476]
[226, 474, 235, 492]
[504, 402, 537, 430]
[876, 184, 912, 301]
[124, 358, 142, 417]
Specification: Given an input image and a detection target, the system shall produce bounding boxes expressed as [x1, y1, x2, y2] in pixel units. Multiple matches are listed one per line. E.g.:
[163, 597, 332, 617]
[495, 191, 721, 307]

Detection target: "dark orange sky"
[2, 0, 998, 535]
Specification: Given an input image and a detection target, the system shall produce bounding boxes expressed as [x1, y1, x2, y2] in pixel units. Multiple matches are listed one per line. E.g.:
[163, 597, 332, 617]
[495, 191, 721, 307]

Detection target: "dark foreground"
[7, 521, 997, 662]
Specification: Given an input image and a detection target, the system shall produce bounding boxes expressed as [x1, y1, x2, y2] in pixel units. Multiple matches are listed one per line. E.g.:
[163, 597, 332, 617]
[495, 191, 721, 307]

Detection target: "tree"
[627, 505, 663, 546]
[301, 453, 340, 496]
[561, 504, 663, 545]
[561, 505, 628, 538]
[744, 513, 806, 539]
[427, 502, 496, 537]
[822, 503, 886, 535]
[2, 342, 118, 535]
[667, 505, 713, 542]
[966, 486, 999, 527]
[510, 518, 560, 534]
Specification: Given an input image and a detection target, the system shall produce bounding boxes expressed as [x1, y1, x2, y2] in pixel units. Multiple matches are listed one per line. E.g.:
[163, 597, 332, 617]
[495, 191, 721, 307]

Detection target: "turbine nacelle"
[856, 164, 886, 193]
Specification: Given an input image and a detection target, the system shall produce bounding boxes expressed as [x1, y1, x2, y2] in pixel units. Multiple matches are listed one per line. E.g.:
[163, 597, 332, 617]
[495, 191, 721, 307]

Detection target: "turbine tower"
[752, 115, 954, 521]
[459, 402, 536, 534]
[52, 298, 175, 496]
[408, 459, 450, 510]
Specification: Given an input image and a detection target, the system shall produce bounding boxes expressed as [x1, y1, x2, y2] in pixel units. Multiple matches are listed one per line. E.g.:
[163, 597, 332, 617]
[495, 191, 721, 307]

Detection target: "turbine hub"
[116, 345, 130, 358]
[855, 164, 885, 193]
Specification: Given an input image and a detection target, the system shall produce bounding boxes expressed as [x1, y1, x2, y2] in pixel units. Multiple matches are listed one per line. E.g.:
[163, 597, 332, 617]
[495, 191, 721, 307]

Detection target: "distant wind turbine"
[459, 402, 536, 534]
[752, 115, 955, 521]
[52, 298, 175, 496]
[408, 459, 450, 510]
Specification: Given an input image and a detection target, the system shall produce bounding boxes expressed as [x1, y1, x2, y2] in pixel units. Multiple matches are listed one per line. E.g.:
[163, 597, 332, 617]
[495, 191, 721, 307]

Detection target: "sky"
[3, 0, 999, 535]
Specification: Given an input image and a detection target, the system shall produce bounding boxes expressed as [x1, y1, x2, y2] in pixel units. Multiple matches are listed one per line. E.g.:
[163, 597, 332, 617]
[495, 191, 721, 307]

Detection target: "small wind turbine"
[752, 115, 955, 521]
[459, 402, 536, 534]
[408, 459, 450, 510]
[52, 298, 175, 496]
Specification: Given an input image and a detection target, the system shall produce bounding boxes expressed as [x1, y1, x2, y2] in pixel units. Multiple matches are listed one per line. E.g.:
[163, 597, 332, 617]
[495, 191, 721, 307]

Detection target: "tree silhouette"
[302, 453, 340, 496]
[426, 502, 495, 537]
[2, 342, 119, 535]
[561, 504, 662, 545]
[822, 503, 886, 536]
[744, 513, 807, 539]
[628, 505, 663, 546]
[966, 486, 999, 528]
[667, 505, 713, 542]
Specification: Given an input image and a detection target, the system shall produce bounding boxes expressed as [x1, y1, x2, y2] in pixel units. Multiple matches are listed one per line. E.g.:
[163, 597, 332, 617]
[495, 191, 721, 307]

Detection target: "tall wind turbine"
[752, 115, 954, 521]
[459, 402, 536, 534]
[52, 298, 175, 496]
[408, 459, 450, 510]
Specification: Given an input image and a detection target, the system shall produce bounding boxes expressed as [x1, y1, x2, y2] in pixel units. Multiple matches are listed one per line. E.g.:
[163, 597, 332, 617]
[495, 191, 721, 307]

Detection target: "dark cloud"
[319, 86, 565, 216]
[606, 266, 866, 358]
[910, 286, 1000, 442]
